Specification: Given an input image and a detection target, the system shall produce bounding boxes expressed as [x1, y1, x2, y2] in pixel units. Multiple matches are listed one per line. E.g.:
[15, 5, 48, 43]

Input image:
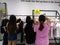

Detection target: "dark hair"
[7, 15, 17, 34]
[16, 18, 21, 23]
[39, 15, 45, 31]
[18, 21, 24, 29]
[26, 16, 31, 23]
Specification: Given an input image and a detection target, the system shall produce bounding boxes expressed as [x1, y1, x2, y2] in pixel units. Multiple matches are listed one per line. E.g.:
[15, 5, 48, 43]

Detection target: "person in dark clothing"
[16, 18, 21, 34]
[16, 18, 24, 43]
[1, 18, 9, 45]
[18, 20, 24, 43]
[16, 18, 21, 23]
[24, 16, 35, 45]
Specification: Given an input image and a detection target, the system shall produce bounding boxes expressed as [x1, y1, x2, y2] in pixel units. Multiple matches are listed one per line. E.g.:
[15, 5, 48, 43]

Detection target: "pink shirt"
[34, 23, 50, 45]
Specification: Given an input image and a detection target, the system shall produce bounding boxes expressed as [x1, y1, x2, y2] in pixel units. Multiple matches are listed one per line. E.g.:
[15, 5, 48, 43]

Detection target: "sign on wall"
[2, 8, 6, 14]
[34, 9, 40, 15]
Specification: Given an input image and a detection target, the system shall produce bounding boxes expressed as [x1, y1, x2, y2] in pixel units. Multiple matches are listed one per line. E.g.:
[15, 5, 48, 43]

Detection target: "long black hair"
[39, 15, 46, 31]
[26, 16, 31, 24]
[7, 15, 17, 34]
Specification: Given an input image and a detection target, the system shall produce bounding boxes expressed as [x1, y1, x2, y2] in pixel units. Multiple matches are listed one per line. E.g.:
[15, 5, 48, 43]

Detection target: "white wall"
[0, 0, 60, 15]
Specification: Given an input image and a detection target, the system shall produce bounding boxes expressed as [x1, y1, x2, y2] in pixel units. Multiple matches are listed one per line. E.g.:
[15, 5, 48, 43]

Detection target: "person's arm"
[1, 26, 5, 33]
[43, 14, 51, 24]
[46, 18, 51, 24]
[2, 26, 7, 32]
[5, 23, 9, 33]
[33, 23, 39, 32]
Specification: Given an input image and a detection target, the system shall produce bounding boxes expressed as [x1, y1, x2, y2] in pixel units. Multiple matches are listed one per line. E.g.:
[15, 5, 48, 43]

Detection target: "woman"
[24, 16, 35, 45]
[34, 15, 51, 45]
[6, 15, 17, 45]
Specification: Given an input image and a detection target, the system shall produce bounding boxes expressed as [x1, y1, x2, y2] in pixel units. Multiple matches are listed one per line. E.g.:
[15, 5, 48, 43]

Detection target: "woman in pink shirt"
[34, 15, 51, 45]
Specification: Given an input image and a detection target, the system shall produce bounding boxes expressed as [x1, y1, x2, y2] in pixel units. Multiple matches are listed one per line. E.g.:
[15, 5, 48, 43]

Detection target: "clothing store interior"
[0, 0, 60, 45]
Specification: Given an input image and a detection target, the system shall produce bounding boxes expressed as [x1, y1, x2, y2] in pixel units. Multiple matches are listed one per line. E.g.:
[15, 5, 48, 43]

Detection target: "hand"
[46, 18, 51, 24]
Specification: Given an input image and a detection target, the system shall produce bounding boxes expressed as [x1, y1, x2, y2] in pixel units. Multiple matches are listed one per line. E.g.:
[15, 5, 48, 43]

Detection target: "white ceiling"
[21, 0, 60, 2]
[0, 0, 60, 3]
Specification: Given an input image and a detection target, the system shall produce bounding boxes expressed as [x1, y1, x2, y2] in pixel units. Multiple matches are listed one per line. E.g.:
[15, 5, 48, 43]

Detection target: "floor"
[0, 41, 57, 45]
[0, 41, 56, 45]
[0, 41, 3, 45]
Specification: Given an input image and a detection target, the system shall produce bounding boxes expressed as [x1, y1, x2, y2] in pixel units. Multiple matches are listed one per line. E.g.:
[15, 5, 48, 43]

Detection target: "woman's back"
[25, 20, 35, 44]
[24, 16, 35, 44]
[7, 23, 17, 34]
[34, 22, 50, 45]
[34, 22, 50, 37]
[7, 15, 17, 45]
[7, 15, 17, 35]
